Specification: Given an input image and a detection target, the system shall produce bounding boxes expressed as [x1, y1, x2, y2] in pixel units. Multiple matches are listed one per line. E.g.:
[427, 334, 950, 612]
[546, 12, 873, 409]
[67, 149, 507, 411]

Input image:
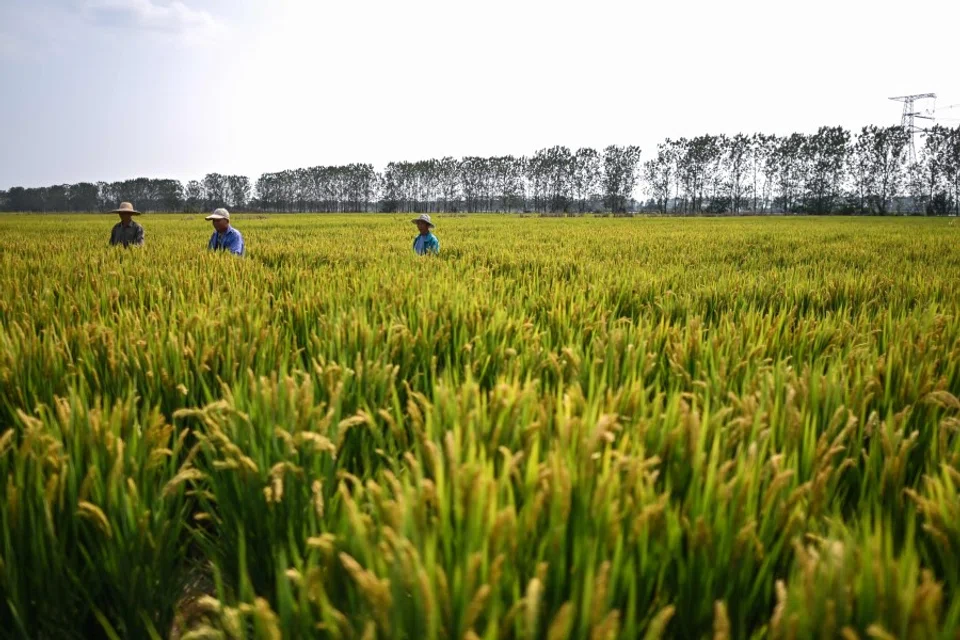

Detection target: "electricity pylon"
[889, 93, 936, 163]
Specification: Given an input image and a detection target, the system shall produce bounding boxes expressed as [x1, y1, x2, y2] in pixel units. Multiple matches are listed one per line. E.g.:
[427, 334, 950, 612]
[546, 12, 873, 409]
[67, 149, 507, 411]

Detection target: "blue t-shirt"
[413, 232, 439, 255]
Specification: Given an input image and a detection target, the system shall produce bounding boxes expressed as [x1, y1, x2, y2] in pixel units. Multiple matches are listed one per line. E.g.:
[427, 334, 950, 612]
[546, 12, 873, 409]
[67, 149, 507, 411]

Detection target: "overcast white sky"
[0, 0, 957, 189]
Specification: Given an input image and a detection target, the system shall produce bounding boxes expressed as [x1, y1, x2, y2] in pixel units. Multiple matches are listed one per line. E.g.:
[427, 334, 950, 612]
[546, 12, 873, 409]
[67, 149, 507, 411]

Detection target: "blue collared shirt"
[413, 232, 439, 255]
[208, 226, 244, 256]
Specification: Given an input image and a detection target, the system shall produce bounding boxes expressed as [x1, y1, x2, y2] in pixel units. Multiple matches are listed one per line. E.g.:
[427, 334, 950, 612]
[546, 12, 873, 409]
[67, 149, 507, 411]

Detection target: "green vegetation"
[1, 213, 959, 639]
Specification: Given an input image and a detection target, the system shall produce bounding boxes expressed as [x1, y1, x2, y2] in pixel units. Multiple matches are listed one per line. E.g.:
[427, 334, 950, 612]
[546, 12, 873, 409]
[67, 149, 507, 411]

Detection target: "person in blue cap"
[412, 214, 439, 255]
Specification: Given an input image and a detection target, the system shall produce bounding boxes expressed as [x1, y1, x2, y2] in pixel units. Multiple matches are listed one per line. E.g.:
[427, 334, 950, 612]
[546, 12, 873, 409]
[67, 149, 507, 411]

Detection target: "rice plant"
[0, 213, 958, 639]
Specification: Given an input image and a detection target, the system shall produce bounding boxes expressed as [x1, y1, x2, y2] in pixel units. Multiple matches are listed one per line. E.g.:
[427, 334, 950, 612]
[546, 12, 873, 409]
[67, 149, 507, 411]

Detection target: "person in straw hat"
[205, 207, 245, 256]
[411, 213, 439, 255]
[108, 202, 145, 247]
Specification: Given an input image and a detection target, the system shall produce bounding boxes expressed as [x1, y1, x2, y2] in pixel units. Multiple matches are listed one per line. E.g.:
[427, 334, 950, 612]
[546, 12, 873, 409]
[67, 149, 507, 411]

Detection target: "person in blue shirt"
[412, 214, 439, 255]
[205, 208, 244, 256]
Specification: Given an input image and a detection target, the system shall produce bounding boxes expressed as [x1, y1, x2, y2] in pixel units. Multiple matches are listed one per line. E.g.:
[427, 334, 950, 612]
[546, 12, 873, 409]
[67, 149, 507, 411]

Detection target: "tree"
[676, 136, 720, 214]
[203, 173, 228, 208]
[7, 187, 27, 211]
[382, 161, 411, 213]
[902, 128, 951, 215]
[227, 175, 251, 210]
[525, 152, 548, 213]
[254, 174, 278, 212]
[543, 146, 574, 213]
[849, 125, 909, 215]
[936, 126, 960, 216]
[185, 180, 205, 212]
[643, 140, 679, 214]
[603, 145, 642, 214]
[349, 164, 377, 212]
[460, 157, 490, 213]
[571, 148, 601, 213]
[802, 126, 849, 214]
[749, 134, 775, 213]
[5, 128, 947, 216]
[905, 129, 951, 216]
[271, 170, 294, 212]
[69, 182, 100, 211]
[768, 134, 806, 214]
[156, 180, 185, 211]
[437, 157, 461, 212]
[723, 134, 753, 214]
[96, 182, 111, 211]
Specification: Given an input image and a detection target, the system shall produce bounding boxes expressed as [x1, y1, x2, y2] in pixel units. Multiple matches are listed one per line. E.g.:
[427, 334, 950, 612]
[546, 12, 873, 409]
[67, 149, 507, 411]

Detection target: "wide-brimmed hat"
[411, 213, 435, 228]
[205, 208, 230, 221]
[110, 202, 141, 215]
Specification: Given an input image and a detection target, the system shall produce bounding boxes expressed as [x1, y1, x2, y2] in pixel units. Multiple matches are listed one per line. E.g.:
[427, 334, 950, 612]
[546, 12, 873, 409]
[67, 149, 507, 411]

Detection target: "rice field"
[1, 212, 959, 640]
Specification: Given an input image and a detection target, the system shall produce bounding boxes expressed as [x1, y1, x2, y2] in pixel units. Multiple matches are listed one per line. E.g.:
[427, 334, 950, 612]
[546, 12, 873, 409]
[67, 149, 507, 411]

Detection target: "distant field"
[1, 213, 959, 639]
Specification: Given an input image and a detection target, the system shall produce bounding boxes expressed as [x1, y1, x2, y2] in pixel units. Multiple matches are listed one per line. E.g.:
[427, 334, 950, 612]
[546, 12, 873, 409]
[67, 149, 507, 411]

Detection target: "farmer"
[412, 214, 439, 255]
[205, 208, 244, 256]
[108, 202, 145, 247]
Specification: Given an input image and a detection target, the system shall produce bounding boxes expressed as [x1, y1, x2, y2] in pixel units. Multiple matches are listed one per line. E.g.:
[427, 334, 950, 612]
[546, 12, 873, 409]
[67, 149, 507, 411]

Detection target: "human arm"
[134, 224, 144, 246]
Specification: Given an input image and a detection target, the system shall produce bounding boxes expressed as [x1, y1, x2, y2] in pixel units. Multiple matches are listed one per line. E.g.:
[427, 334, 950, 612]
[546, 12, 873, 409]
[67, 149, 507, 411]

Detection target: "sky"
[0, 0, 958, 190]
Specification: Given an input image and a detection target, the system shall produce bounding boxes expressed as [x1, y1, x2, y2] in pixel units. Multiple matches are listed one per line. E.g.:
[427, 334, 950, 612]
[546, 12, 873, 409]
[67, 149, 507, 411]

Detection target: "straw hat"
[110, 202, 141, 215]
[205, 208, 230, 220]
[411, 213, 435, 228]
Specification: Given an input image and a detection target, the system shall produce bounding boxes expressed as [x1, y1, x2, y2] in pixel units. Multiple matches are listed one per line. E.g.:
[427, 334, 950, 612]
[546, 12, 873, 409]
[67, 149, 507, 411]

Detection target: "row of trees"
[255, 165, 378, 213]
[0, 145, 643, 215]
[3, 127, 959, 214]
[380, 146, 641, 214]
[1, 174, 251, 214]
[643, 125, 960, 215]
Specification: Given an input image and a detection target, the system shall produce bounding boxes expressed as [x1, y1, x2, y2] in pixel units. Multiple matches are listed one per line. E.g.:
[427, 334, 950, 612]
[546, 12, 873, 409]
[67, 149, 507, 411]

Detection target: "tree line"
[3, 127, 959, 215]
[644, 125, 960, 215]
[0, 174, 252, 214]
